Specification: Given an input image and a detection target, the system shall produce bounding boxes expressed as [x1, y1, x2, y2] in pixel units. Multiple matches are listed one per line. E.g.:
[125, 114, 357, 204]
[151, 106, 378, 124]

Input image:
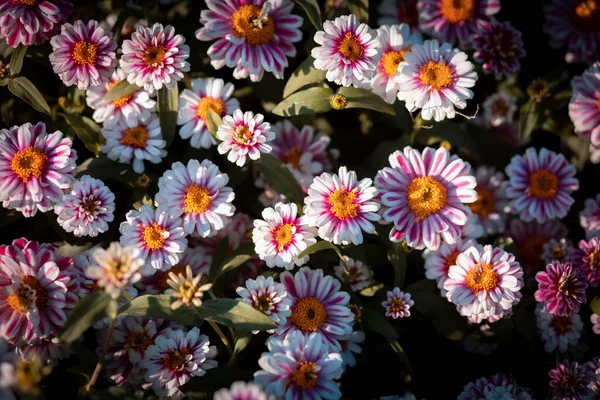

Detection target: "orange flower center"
[406, 176, 448, 220]
[10, 146, 48, 182]
[328, 188, 359, 220]
[184, 184, 211, 214]
[231, 4, 276, 46]
[419, 61, 454, 90]
[143, 45, 167, 66]
[517, 234, 548, 266]
[440, 0, 477, 23]
[197, 96, 226, 120]
[283, 147, 302, 170]
[388, 297, 408, 314]
[234, 125, 253, 145]
[6, 276, 47, 314]
[14, 0, 37, 5]
[142, 222, 168, 251]
[398, 0, 420, 27]
[527, 170, 558, 199]
[289, 297, 328, 332]
[445, 250, 460, 269]
[125, 330, 154, 353]
[550, 315, 572, 335]
[381, 49, 409, 77]
[120, 125, 148, 148]
[161, 348, 191, 371]
[338, 32, 364, 61]
[571, 0, 600, 32]
[107, 80, 133, 109]
[469, 186, 495, 218]
[290, 361, 319, 389]
[590, 250, 600, 268]
[465, 264, 499, 293]
[254, 293, 273, 312]
[72, 41, 98, 65]
[82, 197, 99, 215]
[273, 223, 294, 251]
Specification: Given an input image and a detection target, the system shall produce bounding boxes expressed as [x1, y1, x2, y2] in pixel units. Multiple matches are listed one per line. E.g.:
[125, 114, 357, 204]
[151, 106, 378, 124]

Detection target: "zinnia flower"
[536, 303, 583, 353]
[120, 23, 190, 93]
[377, 0, 420, 28]
[569, 62, 600, 147]
[457, 373, 534, 400]
[535, 261, 588, 316]
[86, 242, 144, 299]
[542, 238, 574, 265]
[585, 357, 600, 397]
[333, 256, 373, 292]
[217, 110, 274, 167]
[396, 39, 478, 121]
[592, 314, 600, 335]
[304, 166, 380, 246]
[375, 146, 477, 250]
[572, 237, 600, 287]
[549, 360, 590, 400]
[17, 336, 73, 366]
[382, 288, 413, 319]
[236, 275, 292, 333]
[423, 237, 477, 297]
[579, 193, 600, 239]
[49, 19, 117, 89]
[196, 0, 303, 82]
[312, 14, 381, 88]
[177, 77, 239, 149]
[482, 92, 517, 128]
[0, 122, 77, 218]
[165, 265, 212, 310]
[214, 382, 273, 400]
[471, 20, 525, 76]
[467, 166, 508, 236]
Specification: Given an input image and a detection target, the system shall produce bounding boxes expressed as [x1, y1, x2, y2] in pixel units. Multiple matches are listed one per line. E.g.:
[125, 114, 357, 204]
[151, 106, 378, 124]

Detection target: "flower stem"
[208, 320, 233, 356]
[86, 310, 117, 392]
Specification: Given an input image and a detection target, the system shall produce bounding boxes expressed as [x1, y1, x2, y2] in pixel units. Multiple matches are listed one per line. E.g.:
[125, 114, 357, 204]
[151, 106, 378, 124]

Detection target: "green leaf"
[361, 308, 398, 339]
[181, 368, 253, 395]
[591, 297, 600, 315]
[404, 279, 436, 294]
[157, 84, 179, 147]
[283, 56, 326, 98]
[119, 294, 203, 326]
[9, 45, 27, 74]
[59, 292, 114, 343]
[76, 156, 124, 179]
[227, 330, 252, 367]
[200, 299, 277, 331]
[206, 108, 223, 139]
[359, 283, 385, 297]
[7, 76, 50, 114]
[294, 240, 348, 268]
[210, 242, 255, 281]
[337, 87, 396, 115]
[388, 339, 414, 380]
[347, 0, 369, 23]
[271, 86, 333, 117]
[387, 245, 407, 288]
[518, 100, 541, 140]
[209, 237, 230, 279]
[292, 0, 322, 29]
[103, 79, 139, 102]
[256, 153, 305, 204]
[61, 113, 103, 154]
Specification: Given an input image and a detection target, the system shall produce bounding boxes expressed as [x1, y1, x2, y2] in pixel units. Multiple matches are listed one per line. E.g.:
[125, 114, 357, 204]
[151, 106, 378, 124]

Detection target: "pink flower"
[535, 261, 588, 316]
[471, 20, 525, 77]
[467, 166, 509, 236]
[423, 237, 476, 297]
[382, 288, 413, 319]
[579, 193, 600, 239]
[549, 361, 590, 400]
[569, 62, 600, 146]
[591, 314, 600, 334]
[217, 110, 274, 167]
[573, 237, 600, 287]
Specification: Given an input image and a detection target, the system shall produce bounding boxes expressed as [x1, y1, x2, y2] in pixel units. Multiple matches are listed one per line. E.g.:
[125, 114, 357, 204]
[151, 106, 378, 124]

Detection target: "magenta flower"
[217, 110, 274, 167]
[535, 261, 588, 316]
[472, 20, 525, 77]
[573, 237, 600, 287]
[569, 62, 600, 147]
[579, 193, 600, 239]
[458, 373, 534, 400]
[382, 288, 413, 319]
[549, 360, 590, 400]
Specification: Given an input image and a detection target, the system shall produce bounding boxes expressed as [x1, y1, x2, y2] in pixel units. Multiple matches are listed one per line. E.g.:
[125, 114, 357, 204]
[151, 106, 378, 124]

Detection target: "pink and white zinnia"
[444, 244, 524, 324]
[217, 110, 274, 167]
[252, 202, 317, 270]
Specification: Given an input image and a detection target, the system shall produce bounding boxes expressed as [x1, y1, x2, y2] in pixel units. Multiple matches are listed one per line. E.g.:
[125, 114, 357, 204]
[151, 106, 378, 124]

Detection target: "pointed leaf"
[294, 240, 348, 268]
[206, 108, 223, 139]
[361, 308, 398, 339]
[518, 100, 541, 140]
[7, 76, 50, 114]
[347, 0, 369, 23]
[272, 86, 333, 117]
[591, 297, 600, 315]
[200, 299, 277, 331]
[59, 292, 114, 343]
[283, 56, 326, 98]
[389, 339, 414, 379]
[211, 242, 255, 280]
[76, 156, 125, 179]
[61, 113, 103, 154]
[157, 84, 179, 146]
[256, 153, 305, 204]
[103, 79, 139, 102]
[293, 0, 322, 29]
[9, 45, 27, 74]
[209, 237, 230, 279]
[337, 87, 395, 115]
[119, 294, 204, 326]
[227, 330, 252, 367]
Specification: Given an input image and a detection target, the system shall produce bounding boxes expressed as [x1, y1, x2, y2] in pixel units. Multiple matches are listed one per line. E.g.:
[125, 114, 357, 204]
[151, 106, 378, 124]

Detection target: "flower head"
[579, 193, 600, 239]
[334, 256, 373, 292]
[507, 219, 569, 272]
[536, 303, 583, 353]
[549, 360, 590, 400]
[471, 20, 525, 76]
[214, 382, 274, 400]
[86, 242, 144, 299]
[16, 336, 73, 367]
[338, 330, 365, 371]
[382, 288, 414, 319]
[312, 14, 381, 87]
[49, 19, 117, 89]
[592, 313, 600, 335]
[165, 265, 212, 310]
[535, 261, 588, 316]
[483, 92, 517, 128]
[423, 237, 477, 297]
[254, 331, 343, 400]
[0, 122, 77, 217]
[457, 373, 534, 400]
[375, 146, 477, 250]
[177, 77, 239, 149]
[236, 275, 291, 333]
[120, 23, 190, 93]
[573, 237, 600, 287]
[196, 0, 303, 82]
[377, 0, 420, 28]
[570, 63, 600, 147]
[585, 357, 600, 397]
[217, 110, 274, 167]
[396, 39, 478, 121]
[542, 239, 574, 265]
[468, 166, 508, 236]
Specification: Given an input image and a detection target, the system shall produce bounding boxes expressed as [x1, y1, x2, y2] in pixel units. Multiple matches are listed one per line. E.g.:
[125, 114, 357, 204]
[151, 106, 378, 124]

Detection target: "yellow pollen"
[82, 197, 99, 215]
[184, 185, 211, 214]
[469, 186, 495, 218]
[572, 0, 600, 32]
[465, 264, 499, 293]
[289, 297, 328, 332]
[254, 293, 273, 312]
[527, 169, 558, 199]
[419, 61, 454, 90]
[197, 96, 226, 120]
[161, 348, 190, 371]
[440, 0, 477, 23]
[517, 234, 548, 266]
[72, 41, 98, 65]
[381, 49, 409, 77]
[10, 146, 48, 183]
[231, 4, 276, 46]
[283, 147, 303, 170]
[107, 80, 133, 109]
[328, 188, 359, 220]
[445, 250, 460, 269]
[330, 94, 348, 110]
[6, 276, 47, 314]
[273, 223, 294, 251]
[338, 32, 364, 61]
[142, 222, 168, 251]
[550, 315, 573, 334]
[406, 176, 448, 221]
[290, 361, 319, 389]
[125, 331, 154, 353]
[120, 125, 148, 148]
[14, 0, 37, 5]
[143, 45, 167, 66]
[234, 125, 253, 145]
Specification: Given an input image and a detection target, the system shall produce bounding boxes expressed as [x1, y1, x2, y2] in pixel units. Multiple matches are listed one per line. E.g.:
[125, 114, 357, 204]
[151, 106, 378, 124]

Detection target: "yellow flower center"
[445, 250, 460, 268]
[328, 188, 359, 220]
[527, 170, 558, 199]
[125, 330, 154, 353]
[254, 293, 273, 313]
[234, 125, 253, 145]
[289, 297, 328, 332]
[381, 49, 409, 77]
[406, 176, 448, 220]
[7, 276, 47, 314]
[273, 223, 295, 251]
[197, 96, 226, 120]
[231, 4, 276, 46]
[590, 250, 600, 268]
[330, 94, 348, 110]
[290, 361, 319, 389]
[142, 222, 168, 251]
[14, 0, 37, 5]
[572, 0, 600, 32]
[469, 186, 495, 218]
[143, 45, 167, 66]
[107, 80, 133, 109]
[550, 315, 573, 334]
[338, 32, 364, 61]
[440, 0, 477, 23]
[517, 234, 548, 266]
[465, 264, 499, 293]
[419, 61, 454, 90]
[162, 348, 190, 371]
[72, 41, 98, 65]
[283, 147, 302, 170]
[10, 146, 48, 183]
[184, 184, 211, 214]
[120, 125, 148, 148]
